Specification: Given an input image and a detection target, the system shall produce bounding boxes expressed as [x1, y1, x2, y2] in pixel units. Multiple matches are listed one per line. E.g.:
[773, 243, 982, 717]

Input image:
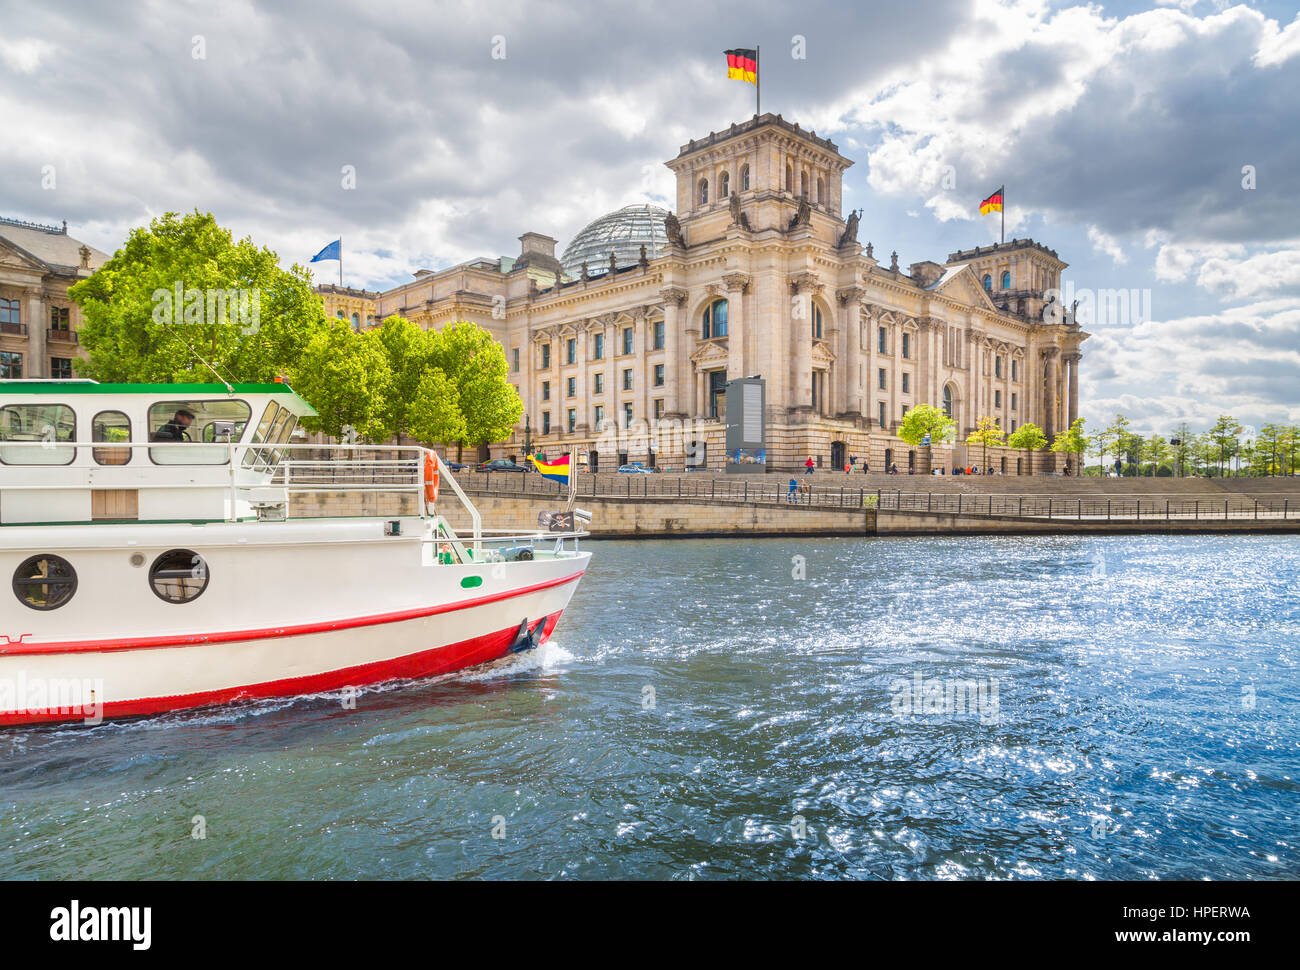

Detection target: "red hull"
[1, 609, 564, 727]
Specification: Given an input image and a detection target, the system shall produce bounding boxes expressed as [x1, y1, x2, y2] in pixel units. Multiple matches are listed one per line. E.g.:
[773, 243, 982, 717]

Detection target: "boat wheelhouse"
[0, 379, 589, 726]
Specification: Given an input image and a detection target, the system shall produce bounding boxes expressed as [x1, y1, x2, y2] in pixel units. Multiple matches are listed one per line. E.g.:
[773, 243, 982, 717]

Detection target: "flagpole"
[1000, 188, 1005, 246]
[339, 236, 343, 287]
[756, 45, 761, 116]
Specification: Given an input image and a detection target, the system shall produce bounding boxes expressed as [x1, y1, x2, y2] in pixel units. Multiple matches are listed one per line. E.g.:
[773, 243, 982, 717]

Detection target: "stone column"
[965, 330, 981, 437]
[574, 321, 588, 434]
[1043, 347, 1060, 439]
[789, 272, 818, 415]
[1065, 352, 1081, 426]
[916, 319, 931, 406]
[659, 287, 687, 417]
[521, 323, 534, 435]
[723, 273, 749, 385]
[26, 288, 46, 378]
[837, 287, 865, 418]
[633, 307, 649, 426]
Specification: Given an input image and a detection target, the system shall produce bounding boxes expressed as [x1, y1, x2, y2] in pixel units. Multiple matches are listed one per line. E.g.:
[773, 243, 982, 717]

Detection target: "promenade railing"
[456, 471, 1299, 521]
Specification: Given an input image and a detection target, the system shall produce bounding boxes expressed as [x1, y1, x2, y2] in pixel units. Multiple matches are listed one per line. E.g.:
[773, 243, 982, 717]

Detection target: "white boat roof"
[0, 379, 318, 416]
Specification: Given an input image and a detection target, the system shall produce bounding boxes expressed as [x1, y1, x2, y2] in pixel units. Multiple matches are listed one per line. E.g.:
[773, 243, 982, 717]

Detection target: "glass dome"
[560, 204, 670, 277]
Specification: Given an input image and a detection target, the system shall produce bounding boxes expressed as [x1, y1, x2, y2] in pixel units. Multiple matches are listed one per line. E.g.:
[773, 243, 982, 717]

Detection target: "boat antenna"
[182, 339, 235, 393]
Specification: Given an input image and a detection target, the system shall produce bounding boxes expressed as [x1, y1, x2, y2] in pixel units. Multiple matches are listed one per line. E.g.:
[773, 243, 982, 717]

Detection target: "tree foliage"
[69, 211, 328, 383]
[897, 404, 956, 448]
[1007, 422, 1047, 474]
[965, 416, 1004, 470]
[1051, 417, 1089, 473]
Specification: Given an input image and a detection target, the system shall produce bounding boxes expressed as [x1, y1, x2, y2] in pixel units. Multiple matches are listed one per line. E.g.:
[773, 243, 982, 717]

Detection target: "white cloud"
[0, 37, 54, 73]
[1087, 225, 1126, 264]
[1254, 12, 1300, 67]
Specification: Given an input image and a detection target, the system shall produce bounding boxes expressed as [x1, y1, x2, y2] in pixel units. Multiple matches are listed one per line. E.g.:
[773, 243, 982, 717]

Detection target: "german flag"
[529, 453, 571, 485]
[725, 48, 757, 85]
[980, 186, 1004, 215]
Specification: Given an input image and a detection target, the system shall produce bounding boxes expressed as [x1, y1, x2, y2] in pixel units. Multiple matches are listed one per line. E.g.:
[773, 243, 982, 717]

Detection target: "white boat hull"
[1, 519, 589, 725]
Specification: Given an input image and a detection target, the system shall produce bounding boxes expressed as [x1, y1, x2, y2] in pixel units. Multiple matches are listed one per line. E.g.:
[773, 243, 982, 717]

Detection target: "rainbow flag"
[529, 453, 571, 485]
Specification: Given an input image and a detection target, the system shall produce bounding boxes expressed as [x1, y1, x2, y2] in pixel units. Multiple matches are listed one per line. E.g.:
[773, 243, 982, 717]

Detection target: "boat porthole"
[12, 554, 78, 611]
[460, 575, 483, 589]
[149, 549, 209, 604]
[129, 552, 145, 567]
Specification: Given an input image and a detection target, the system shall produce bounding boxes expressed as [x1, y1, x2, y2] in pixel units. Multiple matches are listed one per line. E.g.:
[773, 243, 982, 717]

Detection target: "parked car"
[617, 463, 654, 474]
[444, 460, 471, 472]
[478, 458, 527, 473]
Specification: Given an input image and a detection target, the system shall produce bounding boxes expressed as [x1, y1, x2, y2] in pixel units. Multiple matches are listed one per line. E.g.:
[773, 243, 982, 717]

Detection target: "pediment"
[933, 264, 999, 312]
[690, 339, 729, 365]
[0, 238, 48, 275]
[812, 340, 836, 364]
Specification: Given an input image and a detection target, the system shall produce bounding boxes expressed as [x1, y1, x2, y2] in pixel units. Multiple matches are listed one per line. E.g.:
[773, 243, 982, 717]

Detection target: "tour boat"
[0, 379, 590, 726]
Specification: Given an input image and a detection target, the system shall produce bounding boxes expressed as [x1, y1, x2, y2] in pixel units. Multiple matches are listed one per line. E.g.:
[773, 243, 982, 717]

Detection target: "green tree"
[1051, 417, 1088, 475]
[1091, 417, 1122, 473]
[1206, 414, 1242, 477]
[1140, 433, 1172, 476]
[966, 416, 1004, 471]
[407, 368, 468, 447]
[1253, 423, 1287, 476]
[1170, 422, 1194, 477]
[425, 321, 523, 460]
[1280, 426, 1300, 477]
[69, 210, 328, 383]
[1007, 422, 1047, 475]
[897, 404, 957, 448]
[371, 315, 430, 442]
[292, 324, 393, 440]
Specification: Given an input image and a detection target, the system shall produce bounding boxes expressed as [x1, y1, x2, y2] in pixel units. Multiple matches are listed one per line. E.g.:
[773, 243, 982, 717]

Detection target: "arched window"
[720, 172, 730, 197]
[982, 274, 992, 291]
[785, 165, 793, 192]
[812, 304, 823, 340]
[943, 384, 954, 418]
[702, 298, 728, 339]
[699, 178, 709, 205]
[351, 313, 360, 330]
[816, 177, 825, 204]
[800, 171, 809, 198]
[1001, 270, 1011, 289]
[740, 165, 750, 191]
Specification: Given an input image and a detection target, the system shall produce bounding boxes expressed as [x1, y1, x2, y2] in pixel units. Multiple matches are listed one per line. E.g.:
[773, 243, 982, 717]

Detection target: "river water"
[2, 535, 1297, 879]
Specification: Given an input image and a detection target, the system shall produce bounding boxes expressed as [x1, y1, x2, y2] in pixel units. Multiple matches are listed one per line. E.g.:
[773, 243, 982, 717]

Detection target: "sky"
[2, 0, 1298, 437]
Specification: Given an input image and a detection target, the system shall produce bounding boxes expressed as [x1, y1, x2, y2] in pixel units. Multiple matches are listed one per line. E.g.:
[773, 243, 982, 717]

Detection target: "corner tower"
[664, 114, 853, 241]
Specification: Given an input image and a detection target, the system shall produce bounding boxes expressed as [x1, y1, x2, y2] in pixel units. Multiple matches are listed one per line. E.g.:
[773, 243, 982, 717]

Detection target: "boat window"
[13, 554, 78, 610]
[0, 403, 76, 465]
[149, 549, 209, 603]
[242, 401, 282, 470]
[148, 399, 251, 465]
[92, 410, 132, 465]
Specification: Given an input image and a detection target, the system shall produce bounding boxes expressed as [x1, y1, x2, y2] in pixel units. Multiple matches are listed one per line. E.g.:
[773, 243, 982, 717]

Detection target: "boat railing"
[0, 440, 499, 549]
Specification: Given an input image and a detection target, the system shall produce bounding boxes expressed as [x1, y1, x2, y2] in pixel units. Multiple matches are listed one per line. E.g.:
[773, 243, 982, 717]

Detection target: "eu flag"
[311, 239, 341, 262]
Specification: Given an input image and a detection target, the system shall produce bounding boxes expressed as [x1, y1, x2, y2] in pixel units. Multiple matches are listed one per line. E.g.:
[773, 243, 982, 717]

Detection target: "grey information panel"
[725, 377, 766, 474]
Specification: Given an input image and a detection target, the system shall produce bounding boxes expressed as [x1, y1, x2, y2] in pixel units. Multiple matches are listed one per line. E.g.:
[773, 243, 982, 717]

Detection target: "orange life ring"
[424, 454, 440, 503]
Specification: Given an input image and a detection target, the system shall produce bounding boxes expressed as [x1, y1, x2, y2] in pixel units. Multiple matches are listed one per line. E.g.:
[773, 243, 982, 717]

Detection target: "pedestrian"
[805, 455, 815, 475]
[786, 477, 798, 503]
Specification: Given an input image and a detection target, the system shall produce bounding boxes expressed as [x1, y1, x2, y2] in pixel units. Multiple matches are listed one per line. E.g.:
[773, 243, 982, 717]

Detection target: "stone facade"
[0, 217, 108, 380]
[315, 283, 380, 330]
[369, 114, 1091, 472]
